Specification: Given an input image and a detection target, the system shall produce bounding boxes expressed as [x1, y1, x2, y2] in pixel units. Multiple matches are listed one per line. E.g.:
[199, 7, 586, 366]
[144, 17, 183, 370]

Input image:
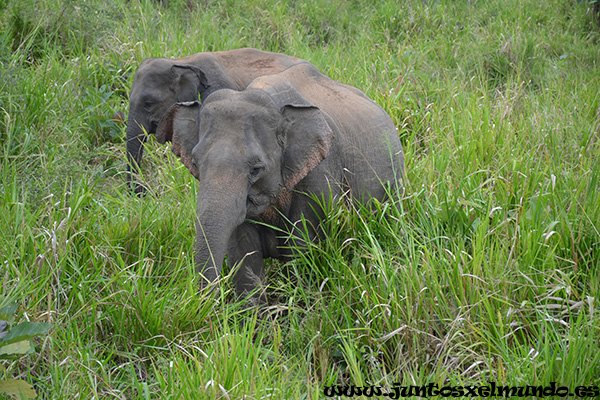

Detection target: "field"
[1, 0, 600, 398]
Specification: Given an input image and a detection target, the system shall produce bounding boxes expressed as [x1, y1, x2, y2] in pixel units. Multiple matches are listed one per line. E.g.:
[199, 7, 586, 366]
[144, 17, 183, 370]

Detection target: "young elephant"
[156, 62, 405, 301]
[126, 48, 305, 193]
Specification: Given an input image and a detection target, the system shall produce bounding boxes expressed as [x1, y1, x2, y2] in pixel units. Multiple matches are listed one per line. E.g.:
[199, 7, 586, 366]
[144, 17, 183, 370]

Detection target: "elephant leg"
[227, 222, 267, 303]
[278, 189, 333, 257]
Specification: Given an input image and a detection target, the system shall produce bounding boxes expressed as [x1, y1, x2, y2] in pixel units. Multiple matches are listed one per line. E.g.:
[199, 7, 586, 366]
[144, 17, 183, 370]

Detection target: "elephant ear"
[171, 64, 209, 102]
[156, 101, 201, 179]
[266, 83, 334, 189]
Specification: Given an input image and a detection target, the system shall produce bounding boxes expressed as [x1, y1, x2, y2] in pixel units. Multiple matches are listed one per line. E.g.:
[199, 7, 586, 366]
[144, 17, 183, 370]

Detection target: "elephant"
[126, 48, 305, 193]
[156, 62, 405, 302]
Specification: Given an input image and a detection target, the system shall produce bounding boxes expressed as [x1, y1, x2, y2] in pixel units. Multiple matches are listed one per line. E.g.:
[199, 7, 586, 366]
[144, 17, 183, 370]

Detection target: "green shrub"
[0, 302, 52, 399]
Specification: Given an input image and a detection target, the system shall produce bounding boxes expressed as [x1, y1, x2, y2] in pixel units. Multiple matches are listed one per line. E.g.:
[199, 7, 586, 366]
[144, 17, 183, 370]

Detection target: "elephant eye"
[250, 165, 264, 179]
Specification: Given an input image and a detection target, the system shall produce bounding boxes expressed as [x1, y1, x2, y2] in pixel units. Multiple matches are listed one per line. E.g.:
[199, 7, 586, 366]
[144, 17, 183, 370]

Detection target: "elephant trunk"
[194, 169, 248, 288]
[125, 115, 148, 194]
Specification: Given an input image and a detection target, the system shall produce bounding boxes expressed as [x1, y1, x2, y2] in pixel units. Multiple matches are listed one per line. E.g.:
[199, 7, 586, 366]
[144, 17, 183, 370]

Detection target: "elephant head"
[156, 84, 334, 287]
[124, 49, 307, 195]
[126, 59, 209, 193]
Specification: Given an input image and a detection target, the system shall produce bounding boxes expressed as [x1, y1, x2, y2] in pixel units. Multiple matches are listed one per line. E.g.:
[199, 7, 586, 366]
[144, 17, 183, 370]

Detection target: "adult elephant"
[126, 48, 305, 193]
[156, 62, 405, 302]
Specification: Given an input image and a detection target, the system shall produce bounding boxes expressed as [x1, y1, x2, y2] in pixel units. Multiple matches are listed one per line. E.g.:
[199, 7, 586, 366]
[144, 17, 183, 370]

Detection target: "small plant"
[0, 302, 52, 399]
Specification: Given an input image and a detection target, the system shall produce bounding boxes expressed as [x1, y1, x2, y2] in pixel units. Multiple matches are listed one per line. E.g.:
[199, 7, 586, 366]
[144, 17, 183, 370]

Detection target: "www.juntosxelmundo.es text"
[323, 382, 600, 398]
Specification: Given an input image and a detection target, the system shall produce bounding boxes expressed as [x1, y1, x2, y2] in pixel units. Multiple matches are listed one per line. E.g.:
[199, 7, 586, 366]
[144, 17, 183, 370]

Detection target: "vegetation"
[1, 0, 599, 398]
[0, 303, 52, 399]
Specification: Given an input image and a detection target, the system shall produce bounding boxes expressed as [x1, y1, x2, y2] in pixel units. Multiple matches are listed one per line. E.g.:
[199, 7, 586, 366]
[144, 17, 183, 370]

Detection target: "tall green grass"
[1, 0, 599, 398]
